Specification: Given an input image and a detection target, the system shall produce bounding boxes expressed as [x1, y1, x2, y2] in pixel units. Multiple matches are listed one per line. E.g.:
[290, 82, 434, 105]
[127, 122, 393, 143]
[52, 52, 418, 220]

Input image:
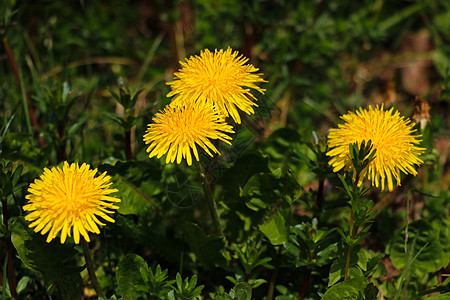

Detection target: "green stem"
[343, 217, 354, 281]
[81, 239, 104, 298]
[344, 171, 360, 281]
[194, 161, 223, 235]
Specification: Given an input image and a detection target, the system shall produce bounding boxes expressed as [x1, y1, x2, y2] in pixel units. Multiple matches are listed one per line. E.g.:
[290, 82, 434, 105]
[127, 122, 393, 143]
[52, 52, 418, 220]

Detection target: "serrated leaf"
[116, 254, 147, 300]
[322, 277, 367, 300]
[10, 217, 82, 300]
[388, 219, 445, 278]
[112, 178, 152, 215]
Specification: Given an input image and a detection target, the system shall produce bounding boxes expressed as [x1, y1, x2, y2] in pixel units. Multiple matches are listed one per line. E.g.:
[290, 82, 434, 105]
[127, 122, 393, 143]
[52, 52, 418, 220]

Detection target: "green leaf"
[113, 178, 152, 215]
[328, 245, 362, 286]
[234, 282, 252, 300]
[98, 161, 162, 215]
[16, 276, 31, 294]
[387, 219, 445, 278]
[218, 150, 270, 189]
[2, 133, 47, 166]
[175, 273, 183, 290]
[328, 262, 363, 287]
[188, 274, 198, 290]
[426, 293, 450, 299]
[11, 164, 23, 187]
[283, 241, 300, 258]
[322, 277, 367, 300]
[116, 254, 147, 300]
[183, 222, 226, 268]
[337, 174, 351, 198]
[364, 283, 378, 300]
[259, 210, 289, 245]
[432, 217, 450, 267]
[10, 217, 83, 300]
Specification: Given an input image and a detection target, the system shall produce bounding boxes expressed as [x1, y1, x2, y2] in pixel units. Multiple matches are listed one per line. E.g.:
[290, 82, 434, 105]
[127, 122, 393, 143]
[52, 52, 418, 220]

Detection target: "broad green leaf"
[218, 150, 270, 189]
[183, 222, 226, 268]
[388, 219, 445, 278]
[263, 128, 303, 172]
[259, 210, 289, 245]
[10, 217, 82, 300]
[116, 254, 147, 300]
[112, 178, 152, 215]
[432, 217, 450, 268]
[322, 277, 367, 300]
[363, 283, 378, 300]
[242, 172, 301, 211]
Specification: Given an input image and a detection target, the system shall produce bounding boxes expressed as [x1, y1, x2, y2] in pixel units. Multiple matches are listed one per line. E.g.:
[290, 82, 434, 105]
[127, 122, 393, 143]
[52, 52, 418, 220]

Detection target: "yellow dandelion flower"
[23, 162, 120, 244]
[143, 102, 234, 166]
[326, 104, 425, 191]
[166, 47, 266, 124]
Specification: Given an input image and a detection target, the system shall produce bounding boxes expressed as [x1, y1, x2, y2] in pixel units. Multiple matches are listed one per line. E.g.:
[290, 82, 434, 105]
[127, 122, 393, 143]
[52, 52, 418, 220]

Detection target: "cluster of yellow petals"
[167, 47, 266, 124]
[327, 105, 425, 191]
[23, 162, 120, 244]
[143, 47, 266, 165]
[143, 102, 234, 166]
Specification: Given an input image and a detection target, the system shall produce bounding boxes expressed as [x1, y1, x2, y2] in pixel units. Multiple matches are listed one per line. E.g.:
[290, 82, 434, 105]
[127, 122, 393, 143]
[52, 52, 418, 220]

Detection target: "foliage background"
[0, 0, 449, 299]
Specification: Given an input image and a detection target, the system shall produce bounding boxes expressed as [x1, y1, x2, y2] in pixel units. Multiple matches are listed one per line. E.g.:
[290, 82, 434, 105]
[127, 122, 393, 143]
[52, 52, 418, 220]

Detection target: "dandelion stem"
[81, 239, 104, 298]
[194, 161, 223, 235]
[343, 227, 353, 281]
[344, 211, 358, 281]
[344, 172, 360, 281]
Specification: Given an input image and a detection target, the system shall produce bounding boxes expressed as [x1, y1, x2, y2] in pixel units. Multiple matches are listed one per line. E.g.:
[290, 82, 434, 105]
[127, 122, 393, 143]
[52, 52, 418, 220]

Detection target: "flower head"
[24, 162, 120, 244]
[143, 102, 234, 166]
[327, 105, 425, 191]
[166, 47, 266, 124]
